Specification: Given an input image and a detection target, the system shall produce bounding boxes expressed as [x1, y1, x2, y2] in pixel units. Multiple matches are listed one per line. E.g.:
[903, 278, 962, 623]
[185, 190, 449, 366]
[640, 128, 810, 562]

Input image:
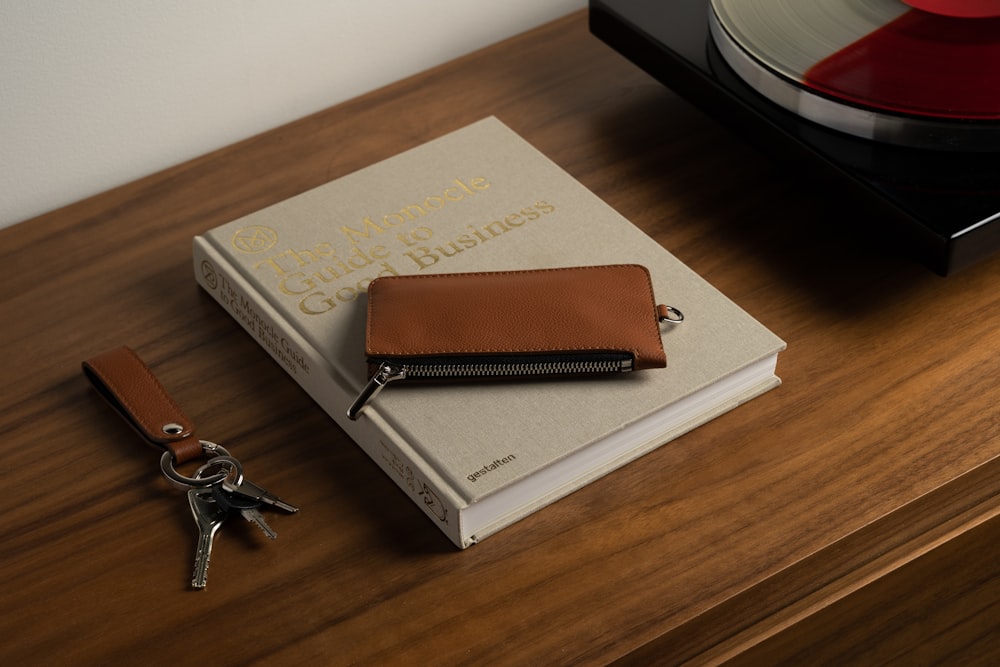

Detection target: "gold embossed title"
[250, 177, 555, 315]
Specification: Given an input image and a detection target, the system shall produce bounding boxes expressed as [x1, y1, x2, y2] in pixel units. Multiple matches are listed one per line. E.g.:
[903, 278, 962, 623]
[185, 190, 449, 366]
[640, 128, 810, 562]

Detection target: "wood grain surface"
[2, 10, 999, 666]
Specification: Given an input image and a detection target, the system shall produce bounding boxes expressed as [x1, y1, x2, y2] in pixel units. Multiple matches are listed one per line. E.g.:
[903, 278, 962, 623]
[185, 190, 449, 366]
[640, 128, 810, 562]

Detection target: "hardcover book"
[193, 117, 785, 548]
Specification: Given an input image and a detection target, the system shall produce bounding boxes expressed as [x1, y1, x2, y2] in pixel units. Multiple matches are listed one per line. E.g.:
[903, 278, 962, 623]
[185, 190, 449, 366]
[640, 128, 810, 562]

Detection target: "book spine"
[192, 237, 469, 548]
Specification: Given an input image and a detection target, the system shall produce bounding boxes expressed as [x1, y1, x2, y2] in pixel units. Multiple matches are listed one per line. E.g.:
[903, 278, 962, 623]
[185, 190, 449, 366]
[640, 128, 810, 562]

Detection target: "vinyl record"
[708, 0, 1000, 150]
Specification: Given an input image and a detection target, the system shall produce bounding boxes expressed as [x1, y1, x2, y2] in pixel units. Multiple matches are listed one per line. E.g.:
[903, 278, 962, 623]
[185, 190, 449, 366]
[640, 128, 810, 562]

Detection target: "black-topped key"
[222, 477, 298, 514]
[211, 483, 277, 540]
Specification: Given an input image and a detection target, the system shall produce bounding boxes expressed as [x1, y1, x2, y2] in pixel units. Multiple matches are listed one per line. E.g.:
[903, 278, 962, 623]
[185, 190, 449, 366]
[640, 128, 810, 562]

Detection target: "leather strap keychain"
[83, 345, 296, 589]
[83, 346, 205, 464]
[83, 344, 245, 492]
[83, 345, 297, 508]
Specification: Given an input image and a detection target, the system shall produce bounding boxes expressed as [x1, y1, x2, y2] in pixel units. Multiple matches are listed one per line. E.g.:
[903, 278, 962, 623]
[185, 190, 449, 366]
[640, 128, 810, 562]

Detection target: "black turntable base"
[590, 0, 1000, 274]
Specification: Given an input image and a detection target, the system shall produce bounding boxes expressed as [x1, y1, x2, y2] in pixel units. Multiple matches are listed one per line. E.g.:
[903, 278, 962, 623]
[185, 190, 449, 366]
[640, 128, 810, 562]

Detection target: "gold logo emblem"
[231, 225, 278, 253]
[200, 260, 218, 290]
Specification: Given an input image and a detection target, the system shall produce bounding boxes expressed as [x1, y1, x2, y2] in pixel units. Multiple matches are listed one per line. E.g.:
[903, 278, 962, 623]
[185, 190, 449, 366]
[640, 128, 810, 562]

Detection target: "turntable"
[590, 0, 1000, 274]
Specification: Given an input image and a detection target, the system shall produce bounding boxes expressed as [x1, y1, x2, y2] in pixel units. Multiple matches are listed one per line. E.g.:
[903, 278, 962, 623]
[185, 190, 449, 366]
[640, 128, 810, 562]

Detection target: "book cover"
[193, 117, 786, 547]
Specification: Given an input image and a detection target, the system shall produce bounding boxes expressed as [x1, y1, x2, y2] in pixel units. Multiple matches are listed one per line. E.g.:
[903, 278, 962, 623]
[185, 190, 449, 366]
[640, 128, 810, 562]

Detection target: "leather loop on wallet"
[365, 264, 669, 370]
[82, 346, 203, 464]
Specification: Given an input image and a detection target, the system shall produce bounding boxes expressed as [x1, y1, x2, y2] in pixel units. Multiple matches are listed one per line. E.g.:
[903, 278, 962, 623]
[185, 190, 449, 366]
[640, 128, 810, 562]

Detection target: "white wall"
[0, 1, 585, 229]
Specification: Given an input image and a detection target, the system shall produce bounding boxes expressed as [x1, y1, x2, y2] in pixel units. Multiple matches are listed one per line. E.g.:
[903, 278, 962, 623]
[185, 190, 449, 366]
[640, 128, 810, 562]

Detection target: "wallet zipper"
[347, 353, 633, 420]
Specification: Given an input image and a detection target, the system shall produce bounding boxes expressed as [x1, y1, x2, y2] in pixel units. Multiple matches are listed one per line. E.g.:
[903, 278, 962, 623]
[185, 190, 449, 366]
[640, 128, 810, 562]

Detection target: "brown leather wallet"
[347, 264, 682, 419]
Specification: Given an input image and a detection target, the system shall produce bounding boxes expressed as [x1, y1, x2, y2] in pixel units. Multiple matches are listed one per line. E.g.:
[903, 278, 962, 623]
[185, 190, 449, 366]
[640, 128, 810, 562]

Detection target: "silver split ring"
[192, 455, 245, 488]
[658, 305, 684, 324]
[160, 440, 233, 489]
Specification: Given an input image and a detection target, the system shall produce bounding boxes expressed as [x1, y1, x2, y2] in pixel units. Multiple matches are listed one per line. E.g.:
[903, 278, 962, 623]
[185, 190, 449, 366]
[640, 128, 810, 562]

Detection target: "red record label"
[903, 0, 1000, 17]
[804, 11, 1000, 119]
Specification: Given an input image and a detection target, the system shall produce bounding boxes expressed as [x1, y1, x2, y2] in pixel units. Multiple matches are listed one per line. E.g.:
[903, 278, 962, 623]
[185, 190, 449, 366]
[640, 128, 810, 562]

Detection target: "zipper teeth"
[405, 359, 631, 378]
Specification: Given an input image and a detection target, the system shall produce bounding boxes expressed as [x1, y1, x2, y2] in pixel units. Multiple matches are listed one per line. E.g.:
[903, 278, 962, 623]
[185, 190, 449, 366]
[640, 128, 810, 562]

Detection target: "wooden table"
[3, 11, 999, 665]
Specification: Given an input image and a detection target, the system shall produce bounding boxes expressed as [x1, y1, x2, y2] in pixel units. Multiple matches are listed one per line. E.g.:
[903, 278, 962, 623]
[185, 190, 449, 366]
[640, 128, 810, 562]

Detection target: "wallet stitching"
[366, 265, 665, 358]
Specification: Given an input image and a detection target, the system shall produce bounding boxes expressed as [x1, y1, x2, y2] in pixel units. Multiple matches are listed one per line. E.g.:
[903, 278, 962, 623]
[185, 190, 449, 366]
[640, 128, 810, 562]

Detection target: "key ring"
[193, 454, 245, 488]
[657, 304, 684, 324]
[160, 440, 234, 488]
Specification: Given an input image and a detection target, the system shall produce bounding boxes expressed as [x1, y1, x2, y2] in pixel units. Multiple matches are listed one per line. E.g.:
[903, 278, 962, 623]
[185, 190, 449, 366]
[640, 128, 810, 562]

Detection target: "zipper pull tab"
[347, 362, 407, 420]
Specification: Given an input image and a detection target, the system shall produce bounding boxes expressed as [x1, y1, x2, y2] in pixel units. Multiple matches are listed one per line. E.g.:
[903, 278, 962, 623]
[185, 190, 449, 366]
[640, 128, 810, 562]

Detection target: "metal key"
[222, 476, 298, 514]
[193, 456, 281, 539]
[211, 482, 277, 540]
[193, 455, 273, 537]
[188, 487, 229, 589]
[191, 451, 297, 514]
